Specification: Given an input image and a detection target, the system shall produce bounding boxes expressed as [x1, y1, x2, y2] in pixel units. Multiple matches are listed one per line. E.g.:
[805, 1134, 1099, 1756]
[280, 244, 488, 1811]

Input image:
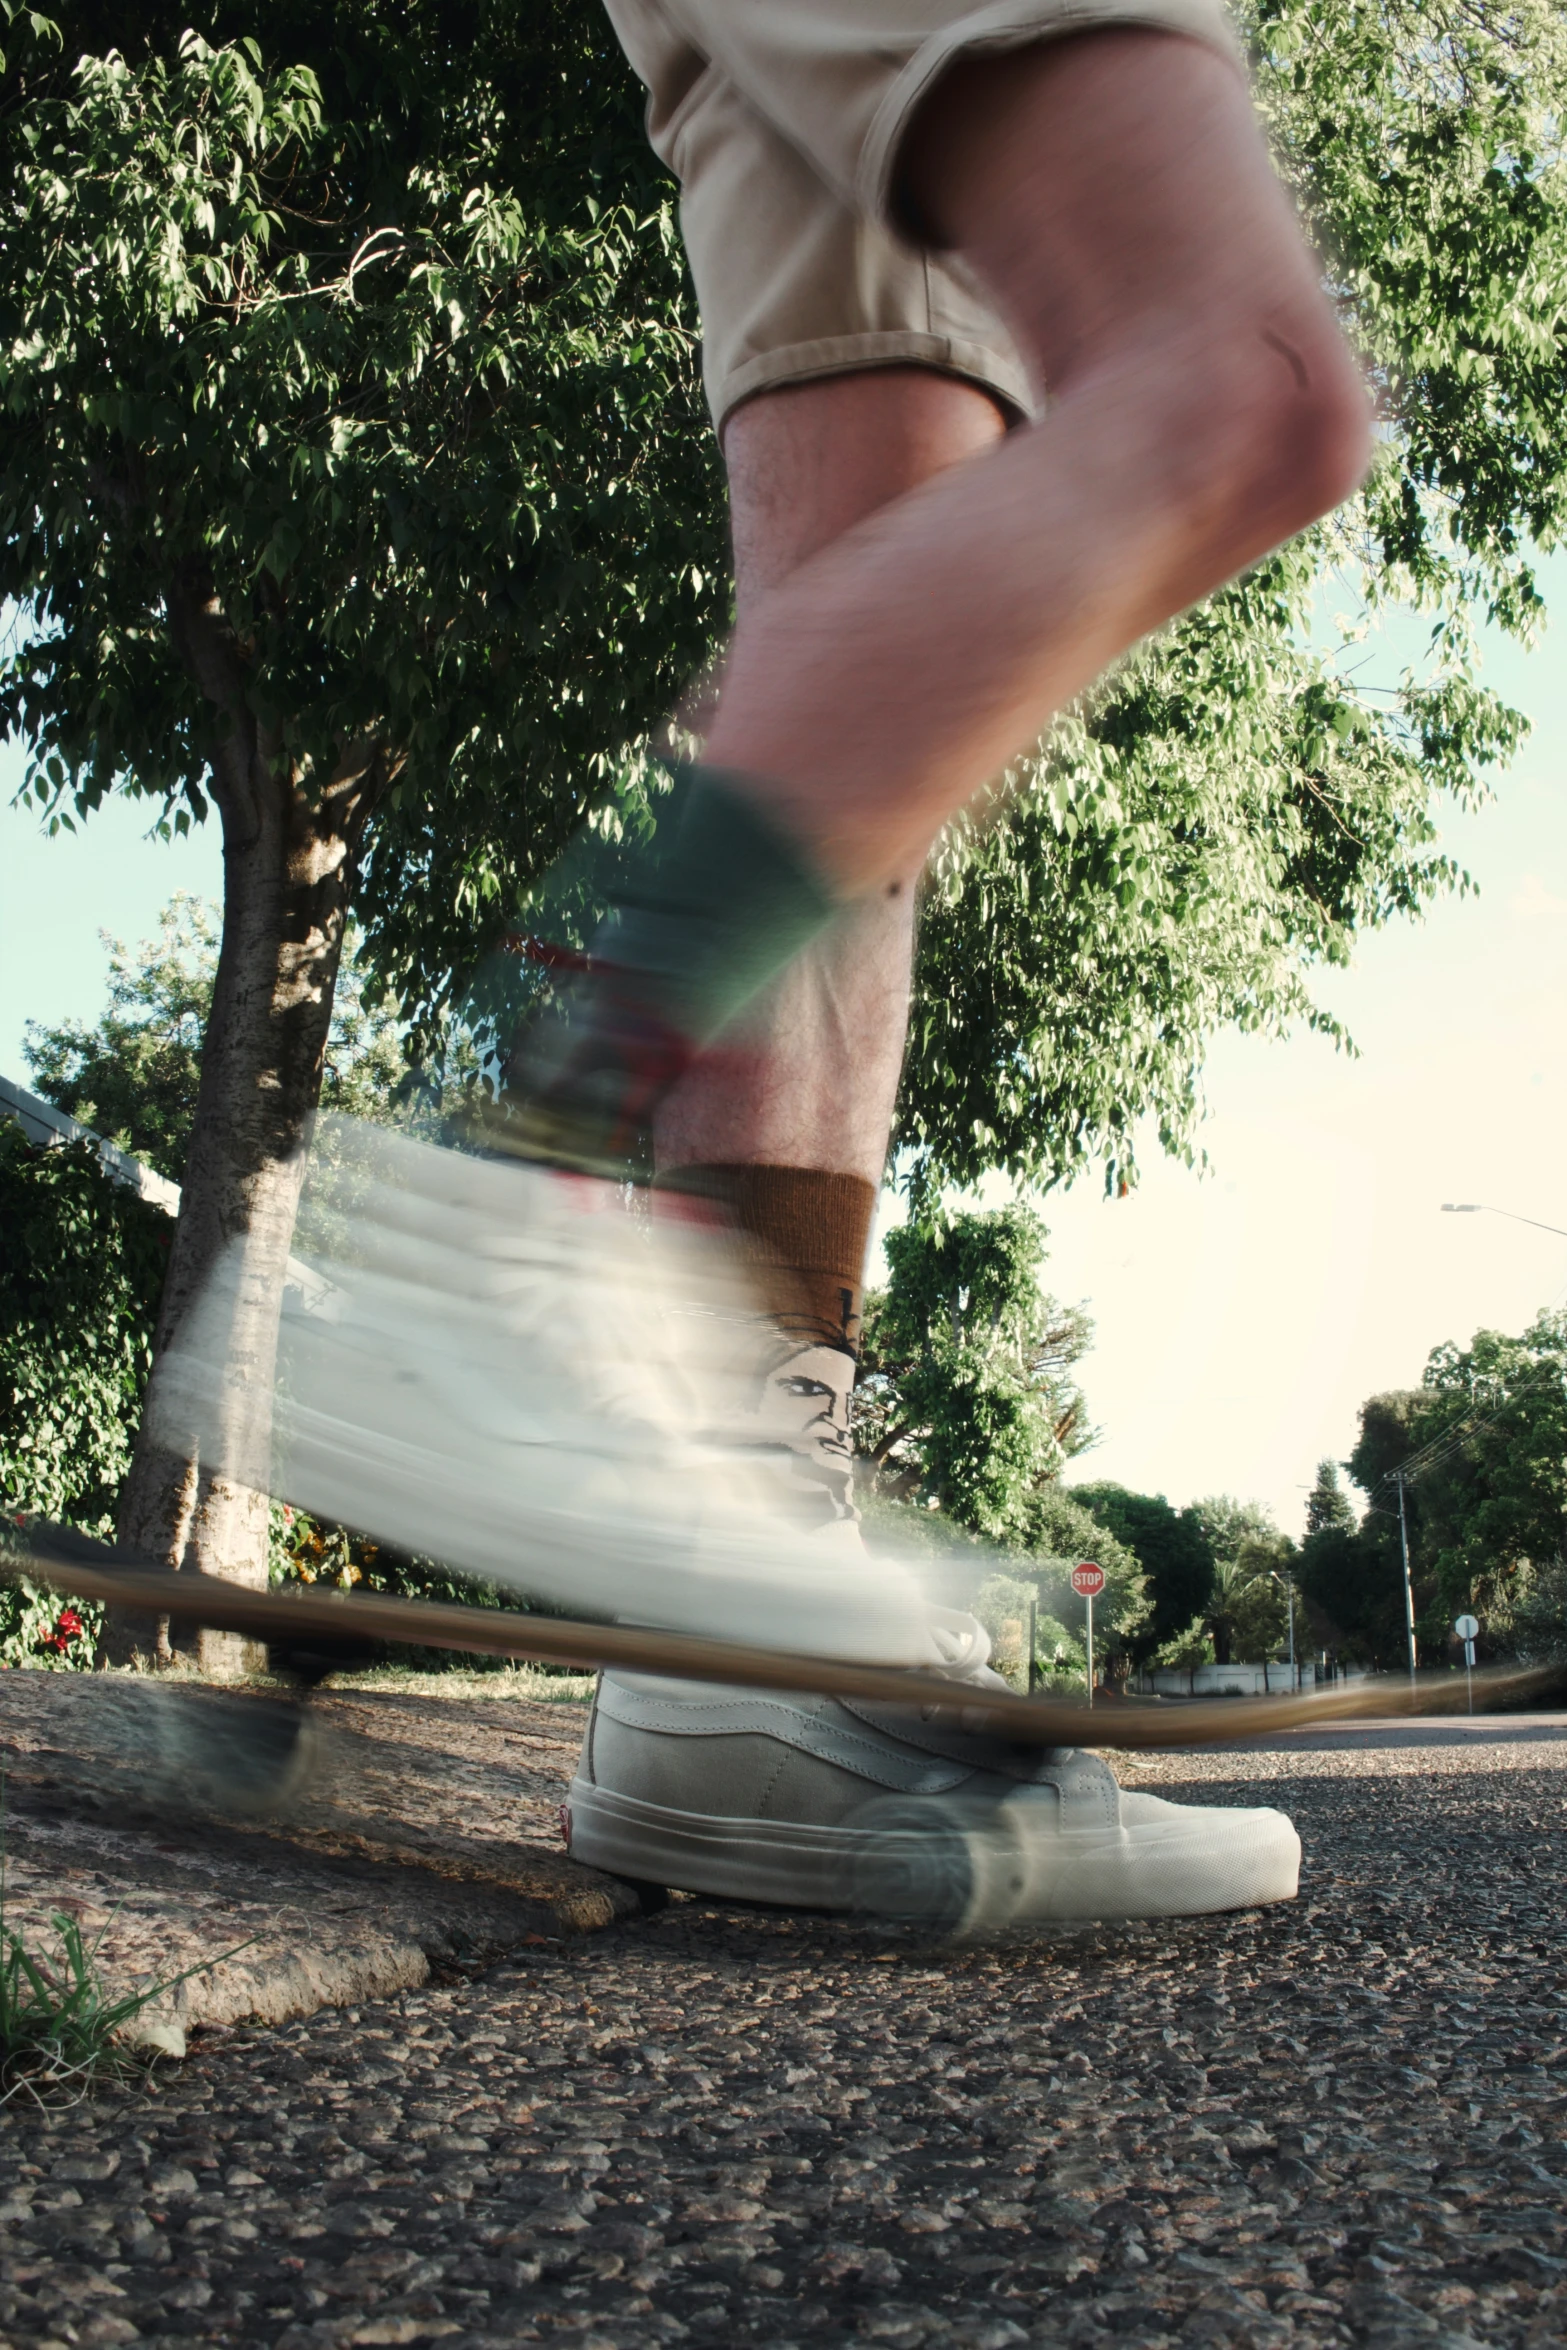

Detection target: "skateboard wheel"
[846, 1796, 977, 1932]
[151, 1694, 322, 1817]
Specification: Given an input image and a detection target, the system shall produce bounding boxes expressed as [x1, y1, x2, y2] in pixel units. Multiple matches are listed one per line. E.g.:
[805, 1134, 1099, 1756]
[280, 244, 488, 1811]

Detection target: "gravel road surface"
[2, 1718, 1563, 2350]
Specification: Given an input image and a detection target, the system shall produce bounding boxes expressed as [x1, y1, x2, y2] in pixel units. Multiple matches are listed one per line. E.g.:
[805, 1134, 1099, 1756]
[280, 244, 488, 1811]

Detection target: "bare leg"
[654, 368, 1005, 1186]
[702, 30, 1371, 892]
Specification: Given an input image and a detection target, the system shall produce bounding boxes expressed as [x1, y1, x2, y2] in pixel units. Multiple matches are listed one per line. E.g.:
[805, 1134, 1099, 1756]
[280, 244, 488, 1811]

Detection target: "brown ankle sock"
[664, 1163, 877, 1352]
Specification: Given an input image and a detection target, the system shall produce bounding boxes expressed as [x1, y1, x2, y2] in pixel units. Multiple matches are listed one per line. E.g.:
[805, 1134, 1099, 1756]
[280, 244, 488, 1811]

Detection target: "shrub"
[1, 1129, 168, 1668]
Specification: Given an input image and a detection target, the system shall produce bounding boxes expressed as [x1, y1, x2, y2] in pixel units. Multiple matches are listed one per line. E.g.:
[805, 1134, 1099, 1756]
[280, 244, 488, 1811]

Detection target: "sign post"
[1071, 1562, 1106, 1707]
[1454, 1613, 1479, 1715]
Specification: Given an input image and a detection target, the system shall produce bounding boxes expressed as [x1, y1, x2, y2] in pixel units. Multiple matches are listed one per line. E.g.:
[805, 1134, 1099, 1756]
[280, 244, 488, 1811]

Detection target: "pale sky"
[887, 553, 1567, 1537]
[4, 553, 1565, 1543]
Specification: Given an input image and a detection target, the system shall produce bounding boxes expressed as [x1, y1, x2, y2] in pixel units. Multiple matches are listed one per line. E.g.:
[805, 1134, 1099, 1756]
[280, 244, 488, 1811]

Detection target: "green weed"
[0, 1782, 252, 2106]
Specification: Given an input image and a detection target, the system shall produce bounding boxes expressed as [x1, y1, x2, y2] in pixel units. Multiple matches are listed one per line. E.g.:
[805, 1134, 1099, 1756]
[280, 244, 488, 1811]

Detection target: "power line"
[1366, 1345, 1567, 1505]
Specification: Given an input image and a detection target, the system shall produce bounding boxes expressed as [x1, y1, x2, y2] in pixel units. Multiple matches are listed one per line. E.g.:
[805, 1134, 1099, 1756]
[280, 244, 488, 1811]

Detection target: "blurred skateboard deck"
[19, 1522, 1552, 1752]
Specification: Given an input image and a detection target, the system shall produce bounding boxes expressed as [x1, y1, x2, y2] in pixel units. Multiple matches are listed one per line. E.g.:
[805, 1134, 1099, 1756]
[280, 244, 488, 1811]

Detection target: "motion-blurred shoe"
[152, 1120, 931, 1665]
[565, 1631, 1301, 1931]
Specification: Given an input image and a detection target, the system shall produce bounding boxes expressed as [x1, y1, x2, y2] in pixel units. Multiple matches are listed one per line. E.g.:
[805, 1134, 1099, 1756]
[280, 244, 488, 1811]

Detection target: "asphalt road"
[2, 1723, 1564, 2350]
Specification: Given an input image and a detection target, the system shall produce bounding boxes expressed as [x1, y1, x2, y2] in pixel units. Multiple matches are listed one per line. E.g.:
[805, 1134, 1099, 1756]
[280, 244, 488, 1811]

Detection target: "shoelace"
[927, 1608, 1002, 1683]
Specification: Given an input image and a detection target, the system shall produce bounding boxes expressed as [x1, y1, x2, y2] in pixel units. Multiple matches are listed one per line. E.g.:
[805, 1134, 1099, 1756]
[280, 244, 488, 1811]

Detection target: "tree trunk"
[105, 578, 384, 1674]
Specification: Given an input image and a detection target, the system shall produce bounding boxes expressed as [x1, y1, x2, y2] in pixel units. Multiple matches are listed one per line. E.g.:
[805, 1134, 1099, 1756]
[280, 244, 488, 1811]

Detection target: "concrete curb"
[0, 1671, 636, 2050]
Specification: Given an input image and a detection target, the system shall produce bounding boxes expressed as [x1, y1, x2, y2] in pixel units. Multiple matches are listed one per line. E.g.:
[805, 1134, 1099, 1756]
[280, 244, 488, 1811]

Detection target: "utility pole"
[1395, 1468, 1417, 1685]
[1270, 1567, 1299, 1690]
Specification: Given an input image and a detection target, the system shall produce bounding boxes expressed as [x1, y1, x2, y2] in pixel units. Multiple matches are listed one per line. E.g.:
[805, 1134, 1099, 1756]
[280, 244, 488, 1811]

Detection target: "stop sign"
[1071, 1562, 1106, 1598]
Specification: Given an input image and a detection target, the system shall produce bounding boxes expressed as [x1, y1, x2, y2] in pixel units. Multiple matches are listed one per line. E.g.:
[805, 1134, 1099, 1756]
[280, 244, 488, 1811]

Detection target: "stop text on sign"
[1070, 1562, 1106, 1598]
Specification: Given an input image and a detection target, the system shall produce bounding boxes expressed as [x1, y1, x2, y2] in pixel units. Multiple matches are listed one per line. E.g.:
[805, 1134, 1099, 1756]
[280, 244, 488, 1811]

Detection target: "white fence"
[1, 1071, 331, 1307]
[0, 1070, 182, 1212]
[1134, 1662, 1373, 1699]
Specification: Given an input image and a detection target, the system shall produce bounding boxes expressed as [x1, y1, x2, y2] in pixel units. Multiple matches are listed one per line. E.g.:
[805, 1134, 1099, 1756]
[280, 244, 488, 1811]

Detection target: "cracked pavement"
[1, 1713, 1564, 2350]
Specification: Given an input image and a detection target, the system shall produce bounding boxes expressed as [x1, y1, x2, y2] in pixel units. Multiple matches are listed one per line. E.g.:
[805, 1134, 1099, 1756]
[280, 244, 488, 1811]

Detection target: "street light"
[1442, 1203, 1567, 1241]
[1268, 1568, 1297, 1692]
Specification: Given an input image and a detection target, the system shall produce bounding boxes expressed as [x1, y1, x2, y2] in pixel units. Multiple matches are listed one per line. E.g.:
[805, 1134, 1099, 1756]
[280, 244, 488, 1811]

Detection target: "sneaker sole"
[565, 1778, 1300, 1929]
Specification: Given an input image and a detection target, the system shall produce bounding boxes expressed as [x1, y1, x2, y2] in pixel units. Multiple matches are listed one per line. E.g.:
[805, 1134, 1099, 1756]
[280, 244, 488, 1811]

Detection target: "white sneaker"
[152, 1120, 931, 1663]
[566, 1641, 1301, 1931]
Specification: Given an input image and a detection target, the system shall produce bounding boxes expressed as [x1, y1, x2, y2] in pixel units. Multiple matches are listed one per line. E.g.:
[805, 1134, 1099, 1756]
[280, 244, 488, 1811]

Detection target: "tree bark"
[105, 576, 385, 1674]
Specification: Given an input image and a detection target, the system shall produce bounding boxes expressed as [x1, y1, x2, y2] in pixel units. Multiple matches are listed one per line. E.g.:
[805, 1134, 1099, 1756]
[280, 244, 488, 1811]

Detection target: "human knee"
[1179, 310, 1372, 554]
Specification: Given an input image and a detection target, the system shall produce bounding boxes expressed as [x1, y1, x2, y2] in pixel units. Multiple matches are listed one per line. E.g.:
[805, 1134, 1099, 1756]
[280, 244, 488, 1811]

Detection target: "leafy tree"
[968, 1577, 1082, 1689]
[1304, 1320, 1567, 1663]
[856, 1213, 1147, 1663]
[1343, 1387, 1435, 1657]
[24, 897, 217, 1183]
[1015, 1484, 1148, 1677]
[965, 1488, 1149, 1686]
[1149, 1616, 1215, 1677]
[2, 1, 723, 1597]
[1347, 1392, 1427, 1500]
[1151, 1534, 1305, 1672]
[1294, 1411, 1424, 1665]
[1223, 1540, 1308, 1666]
[24, 895, 451, 1186]
[1187, 1495, 1299, 1664]
[1506, 1553, 1567, 1666]
[1348, 1318, 1567, 1652]
[1305, 1457, 1357, 1539]
[1411, 1315, 1567, 1624]
[856, 1205, 1093, 1544]
[1190, 1495, 1284, 1574]
[1071, 1483, 1217, 1661]
[1295, 1521, 1406, 1667]
[0, 1129, 168, 1530]
[1219, 1555, 1287, 1668]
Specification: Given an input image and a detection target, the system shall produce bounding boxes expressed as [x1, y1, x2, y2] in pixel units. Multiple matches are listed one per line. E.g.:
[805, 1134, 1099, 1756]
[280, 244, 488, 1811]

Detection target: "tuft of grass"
[0, 1781, 252, 2107]
[2, 1904, 168, 2105]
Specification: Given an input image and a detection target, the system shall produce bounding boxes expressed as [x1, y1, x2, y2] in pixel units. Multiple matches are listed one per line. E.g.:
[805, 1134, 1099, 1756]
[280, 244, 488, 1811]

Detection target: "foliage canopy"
[857, 1206, 1093, 1544]
[0, 1128, 168, 1532]
[2, 1, 722, 898]
[23, 897, 444, 1184]
[1071, 1482, 1219, 1660]
[7, 0, 1567, 1201]
[855, 1210, 1149, 1661]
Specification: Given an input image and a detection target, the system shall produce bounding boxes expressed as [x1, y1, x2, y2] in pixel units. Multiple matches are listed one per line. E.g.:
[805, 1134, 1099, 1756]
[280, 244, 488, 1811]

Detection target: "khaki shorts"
[602, 0, 1243, 431]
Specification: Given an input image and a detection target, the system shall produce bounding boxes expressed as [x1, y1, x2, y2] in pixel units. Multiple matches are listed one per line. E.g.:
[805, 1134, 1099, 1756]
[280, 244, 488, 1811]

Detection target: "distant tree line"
[1294, 1323, 1567, 1668]
[858, 1214, 1567, 1677]
[853, 1216, 1309, 1684]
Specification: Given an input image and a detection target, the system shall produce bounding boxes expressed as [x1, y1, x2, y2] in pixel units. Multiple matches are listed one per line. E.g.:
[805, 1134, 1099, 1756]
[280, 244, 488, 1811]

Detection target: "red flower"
[41, 1608, 86, 1652]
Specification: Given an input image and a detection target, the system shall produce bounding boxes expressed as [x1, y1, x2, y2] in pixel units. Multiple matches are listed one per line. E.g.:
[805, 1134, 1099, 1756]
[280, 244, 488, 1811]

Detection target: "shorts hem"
[856, 0, 1247, 231]
[714, 330, 1035, 433]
